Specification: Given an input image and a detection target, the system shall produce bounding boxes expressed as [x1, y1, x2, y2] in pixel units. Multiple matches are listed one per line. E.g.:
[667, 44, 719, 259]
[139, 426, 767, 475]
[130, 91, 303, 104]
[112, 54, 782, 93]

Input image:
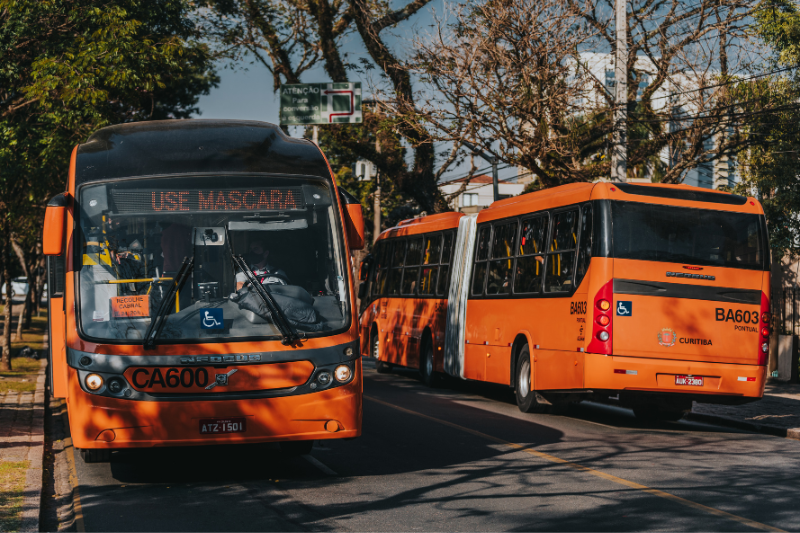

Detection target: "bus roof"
[477, 181, 761, 223]
[378, 212, 464, 241]
[74, 120, 331, 185]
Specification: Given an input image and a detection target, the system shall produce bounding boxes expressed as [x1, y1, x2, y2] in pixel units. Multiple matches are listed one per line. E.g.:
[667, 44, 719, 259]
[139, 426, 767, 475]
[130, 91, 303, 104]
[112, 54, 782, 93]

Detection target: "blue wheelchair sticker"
[616, 301, 632, 316]
[201, 308, 224, 329]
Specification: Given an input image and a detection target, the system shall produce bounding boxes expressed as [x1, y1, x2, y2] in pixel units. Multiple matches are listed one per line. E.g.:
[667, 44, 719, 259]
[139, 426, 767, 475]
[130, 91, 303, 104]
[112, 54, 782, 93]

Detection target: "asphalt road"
[71, 359, 800, 532]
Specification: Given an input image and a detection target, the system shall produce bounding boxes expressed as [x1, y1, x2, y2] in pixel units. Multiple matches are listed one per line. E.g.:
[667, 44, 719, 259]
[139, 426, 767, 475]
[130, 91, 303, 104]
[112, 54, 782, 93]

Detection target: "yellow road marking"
[61, 409, 87, 533]
[365, 395, 785, 532]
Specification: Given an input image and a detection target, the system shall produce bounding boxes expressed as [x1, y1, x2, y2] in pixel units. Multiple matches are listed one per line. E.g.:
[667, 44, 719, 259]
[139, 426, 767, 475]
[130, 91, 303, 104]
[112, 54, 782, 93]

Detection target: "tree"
[0, 0, 217, 370]
[395, 0, 756, 188]
[198, 0, 464, 216]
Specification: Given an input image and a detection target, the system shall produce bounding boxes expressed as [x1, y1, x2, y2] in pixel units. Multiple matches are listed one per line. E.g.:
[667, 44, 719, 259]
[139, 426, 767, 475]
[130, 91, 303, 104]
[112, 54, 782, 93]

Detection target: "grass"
[0, 460, 29, 533]
[0, 358, 41, 394]
[0, 306, 47, 358]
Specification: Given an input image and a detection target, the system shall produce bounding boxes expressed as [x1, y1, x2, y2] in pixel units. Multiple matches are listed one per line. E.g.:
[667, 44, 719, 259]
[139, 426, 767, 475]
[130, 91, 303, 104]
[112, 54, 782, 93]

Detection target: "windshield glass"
[610, 201, 766, 270]
[77, 176, 350, 343]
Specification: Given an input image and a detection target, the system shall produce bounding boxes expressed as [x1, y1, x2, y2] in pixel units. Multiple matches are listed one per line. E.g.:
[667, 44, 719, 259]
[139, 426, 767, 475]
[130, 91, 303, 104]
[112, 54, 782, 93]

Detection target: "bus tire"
[419, 337, 438, 388]
[373, 328, 392, 374]
[515, 346, 541, 413]
[80, 448, 111, 463]
[280, 440, 314, 456]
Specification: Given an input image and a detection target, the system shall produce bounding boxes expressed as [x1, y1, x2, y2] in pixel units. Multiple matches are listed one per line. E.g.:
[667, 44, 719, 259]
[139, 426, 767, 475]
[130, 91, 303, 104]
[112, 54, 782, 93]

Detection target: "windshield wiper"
[143, 257, 194, 349]
[230, 253, 299, 345]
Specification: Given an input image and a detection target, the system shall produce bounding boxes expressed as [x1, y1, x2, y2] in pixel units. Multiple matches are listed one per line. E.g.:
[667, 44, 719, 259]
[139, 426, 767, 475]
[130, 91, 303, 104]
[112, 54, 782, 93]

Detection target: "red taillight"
[587, 280, 614, 355]
[757, 292, 770, 365]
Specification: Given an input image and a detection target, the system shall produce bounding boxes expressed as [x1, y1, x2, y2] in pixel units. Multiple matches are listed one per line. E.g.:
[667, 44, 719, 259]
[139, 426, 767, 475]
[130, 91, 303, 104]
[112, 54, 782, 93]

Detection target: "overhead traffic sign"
[280, 82, 362, 125]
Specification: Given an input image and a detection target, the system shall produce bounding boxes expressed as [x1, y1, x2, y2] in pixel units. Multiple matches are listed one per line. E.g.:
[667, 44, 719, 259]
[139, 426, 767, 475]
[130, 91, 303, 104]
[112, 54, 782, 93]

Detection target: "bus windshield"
[610, 201, 767, 270]
[77, 175, 350, 343]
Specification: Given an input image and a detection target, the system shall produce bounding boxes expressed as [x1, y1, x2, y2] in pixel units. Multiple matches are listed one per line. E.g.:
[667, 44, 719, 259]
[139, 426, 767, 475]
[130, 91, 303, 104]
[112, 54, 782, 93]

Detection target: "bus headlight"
[85, 374, 104, 391]
[334, 365, 352, 383]
[316, 371, 332, 387]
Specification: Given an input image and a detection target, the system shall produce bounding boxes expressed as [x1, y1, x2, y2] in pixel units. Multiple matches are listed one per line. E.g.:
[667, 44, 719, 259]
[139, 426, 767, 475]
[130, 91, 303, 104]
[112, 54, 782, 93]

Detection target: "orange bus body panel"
[67, 359, 362, 449]
[49, 298, 69, 398]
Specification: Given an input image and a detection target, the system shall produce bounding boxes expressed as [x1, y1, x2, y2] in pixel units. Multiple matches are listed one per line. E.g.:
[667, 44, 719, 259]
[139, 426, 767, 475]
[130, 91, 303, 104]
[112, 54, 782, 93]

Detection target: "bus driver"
[235, 239, 289, 289]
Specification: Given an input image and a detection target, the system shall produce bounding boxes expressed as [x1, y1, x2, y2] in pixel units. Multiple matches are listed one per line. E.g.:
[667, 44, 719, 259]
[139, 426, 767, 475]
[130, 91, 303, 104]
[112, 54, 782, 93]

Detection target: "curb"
[19, 358, 47, 533]
[686, 411, 800, 441]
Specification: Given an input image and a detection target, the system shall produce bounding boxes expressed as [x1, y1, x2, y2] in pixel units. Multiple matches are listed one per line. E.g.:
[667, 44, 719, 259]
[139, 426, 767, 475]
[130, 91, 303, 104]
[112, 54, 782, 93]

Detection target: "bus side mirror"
[44, 193, 68, 256]
[344, 203, 365, 250]
[358, 281, 367, 300]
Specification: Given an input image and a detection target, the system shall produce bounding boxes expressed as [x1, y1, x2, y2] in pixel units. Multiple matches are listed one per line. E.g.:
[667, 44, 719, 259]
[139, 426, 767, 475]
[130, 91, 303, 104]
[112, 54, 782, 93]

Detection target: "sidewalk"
[689, 381, 800, 440]
[0, 359, 47, 532]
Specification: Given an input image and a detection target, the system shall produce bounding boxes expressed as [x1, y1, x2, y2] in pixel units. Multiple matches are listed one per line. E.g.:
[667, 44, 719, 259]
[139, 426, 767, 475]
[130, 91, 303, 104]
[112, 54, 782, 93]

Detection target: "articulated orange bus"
[359, 182, 771, 419]
[44, 120, 365, 461]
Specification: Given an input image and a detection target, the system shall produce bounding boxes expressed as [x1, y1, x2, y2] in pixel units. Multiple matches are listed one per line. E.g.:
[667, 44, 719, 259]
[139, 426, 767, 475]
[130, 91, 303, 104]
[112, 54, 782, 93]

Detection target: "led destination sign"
[110, 188, 305, 213]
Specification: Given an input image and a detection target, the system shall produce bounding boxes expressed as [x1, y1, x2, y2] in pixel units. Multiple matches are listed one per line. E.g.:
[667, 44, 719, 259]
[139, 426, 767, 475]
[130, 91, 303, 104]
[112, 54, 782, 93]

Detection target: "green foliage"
[0, 0, 218, 210]
[732, 1, 800, 257]
[305, 116, 415, 247]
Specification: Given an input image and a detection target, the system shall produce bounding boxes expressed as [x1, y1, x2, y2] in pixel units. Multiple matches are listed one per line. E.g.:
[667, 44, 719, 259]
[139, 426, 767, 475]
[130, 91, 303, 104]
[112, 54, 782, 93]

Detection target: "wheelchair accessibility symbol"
[201, 308, 224, 329]
[616, 301, 632, 316]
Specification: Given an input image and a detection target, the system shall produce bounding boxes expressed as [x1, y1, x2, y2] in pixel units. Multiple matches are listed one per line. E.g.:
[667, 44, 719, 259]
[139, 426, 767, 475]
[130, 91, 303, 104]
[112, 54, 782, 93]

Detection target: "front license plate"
[675, 375, 704, 386]
[199, 418, 246, 434]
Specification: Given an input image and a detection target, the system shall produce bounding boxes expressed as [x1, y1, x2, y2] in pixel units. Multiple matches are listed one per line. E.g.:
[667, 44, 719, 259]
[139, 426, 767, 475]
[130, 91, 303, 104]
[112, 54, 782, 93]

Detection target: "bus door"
[386, 240, 406, 364]
[608, 201, 769, 367]
[534, 208, 584, 389]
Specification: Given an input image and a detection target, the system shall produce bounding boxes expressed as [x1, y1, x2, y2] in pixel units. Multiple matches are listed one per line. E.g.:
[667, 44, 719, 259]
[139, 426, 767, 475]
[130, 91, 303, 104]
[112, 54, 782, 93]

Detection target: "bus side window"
[544, 209, 578, 293]
[402, 237, 423, 295]
[575, 204, 593, 288]
[487, 221, 517, 295]
[387, 239, 405, 296]
[471, 226, 491, 296]
[514, 215, 547, 294]
[420, 234, 441, 296]
[437, 231, 455, 297]
[373, 241, 391, 297]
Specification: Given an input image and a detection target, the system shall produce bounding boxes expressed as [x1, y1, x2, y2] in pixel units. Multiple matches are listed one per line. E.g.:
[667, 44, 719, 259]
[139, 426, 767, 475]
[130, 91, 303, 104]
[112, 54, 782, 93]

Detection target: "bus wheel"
[80, 448, 111, 463]
[373, 329, 392, 374]
[419, 338, 438, 388]
[515, 346, 541, 413]
[280, 440, 314, 456]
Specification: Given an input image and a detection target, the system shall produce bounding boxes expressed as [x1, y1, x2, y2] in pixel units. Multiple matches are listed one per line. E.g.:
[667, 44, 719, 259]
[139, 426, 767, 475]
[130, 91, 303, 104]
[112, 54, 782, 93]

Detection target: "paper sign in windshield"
[111, 295, 150, 318]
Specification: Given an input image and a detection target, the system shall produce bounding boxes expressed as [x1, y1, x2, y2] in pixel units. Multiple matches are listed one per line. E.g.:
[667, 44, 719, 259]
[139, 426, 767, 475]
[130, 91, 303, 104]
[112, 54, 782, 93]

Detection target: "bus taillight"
[587, 280, 614, 355]
[758, 292, 770, 365]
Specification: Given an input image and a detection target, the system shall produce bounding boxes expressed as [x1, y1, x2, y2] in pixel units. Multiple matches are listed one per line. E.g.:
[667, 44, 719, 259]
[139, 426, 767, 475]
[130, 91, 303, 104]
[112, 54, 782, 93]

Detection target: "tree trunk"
[35, 252, 45, 316]
[15, 289, 30, 342]
[768, 252, 783, 376]
[1, 226, 12, 371]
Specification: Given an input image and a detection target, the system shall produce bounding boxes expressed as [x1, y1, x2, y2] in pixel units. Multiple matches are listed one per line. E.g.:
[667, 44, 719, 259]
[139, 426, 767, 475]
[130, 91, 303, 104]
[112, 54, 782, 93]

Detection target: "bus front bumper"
[584, 353, 767, 400]
[66, 362, 362, 450]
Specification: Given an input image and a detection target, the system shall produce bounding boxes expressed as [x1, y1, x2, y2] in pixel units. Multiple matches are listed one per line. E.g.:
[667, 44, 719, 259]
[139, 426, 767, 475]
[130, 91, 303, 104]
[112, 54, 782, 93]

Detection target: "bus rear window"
[610, 201, 766, 270]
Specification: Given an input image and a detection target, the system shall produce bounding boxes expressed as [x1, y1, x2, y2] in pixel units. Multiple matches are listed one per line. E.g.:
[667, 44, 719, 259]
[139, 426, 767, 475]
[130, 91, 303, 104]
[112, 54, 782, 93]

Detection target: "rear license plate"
[675, 375, 703, 386]
[199, 418, 246, 434]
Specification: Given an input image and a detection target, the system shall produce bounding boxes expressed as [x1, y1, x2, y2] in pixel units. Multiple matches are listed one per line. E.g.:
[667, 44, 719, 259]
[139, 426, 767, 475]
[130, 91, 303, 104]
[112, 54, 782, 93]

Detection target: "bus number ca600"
[130, 367, 210, 389]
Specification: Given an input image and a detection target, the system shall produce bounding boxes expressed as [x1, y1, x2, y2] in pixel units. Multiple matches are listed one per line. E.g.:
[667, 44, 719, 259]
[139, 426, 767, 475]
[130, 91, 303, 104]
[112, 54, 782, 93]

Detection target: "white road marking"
[303, 454, 338, 476]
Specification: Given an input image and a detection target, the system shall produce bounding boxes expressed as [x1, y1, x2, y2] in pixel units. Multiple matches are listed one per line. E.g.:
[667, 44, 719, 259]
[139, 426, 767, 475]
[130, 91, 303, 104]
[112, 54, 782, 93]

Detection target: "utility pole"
[610, 0, 627, 182]
[312, 126, 319, 145]
[373, 137, 381, 243]
[463, 141, 500, 202]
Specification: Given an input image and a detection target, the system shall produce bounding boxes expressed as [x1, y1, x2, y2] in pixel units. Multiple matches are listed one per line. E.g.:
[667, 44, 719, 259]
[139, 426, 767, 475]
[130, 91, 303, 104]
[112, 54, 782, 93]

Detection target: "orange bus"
[358, 182, 771, 420]
[44, 120, 365, 462]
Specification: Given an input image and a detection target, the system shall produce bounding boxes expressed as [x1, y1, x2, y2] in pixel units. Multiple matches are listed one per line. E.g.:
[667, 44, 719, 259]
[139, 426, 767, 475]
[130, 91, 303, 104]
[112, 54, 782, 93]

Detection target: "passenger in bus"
[235, 240, 289, 289]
